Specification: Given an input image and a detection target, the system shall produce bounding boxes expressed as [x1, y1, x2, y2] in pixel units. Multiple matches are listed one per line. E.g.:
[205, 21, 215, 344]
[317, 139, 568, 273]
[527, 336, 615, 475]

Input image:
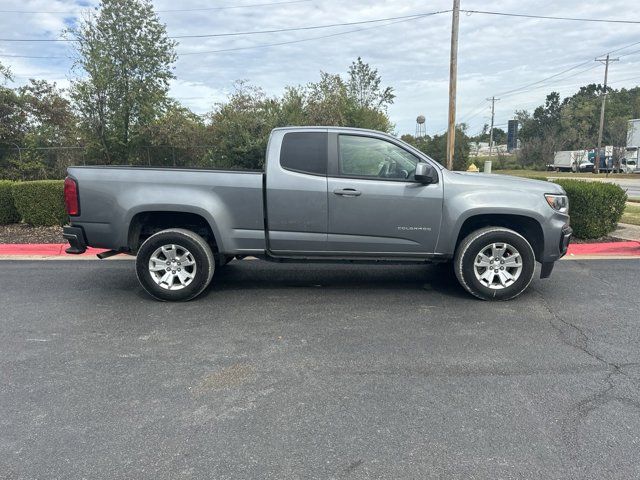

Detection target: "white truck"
[623, 119, 640, 173]
[552, 150, 593, 172]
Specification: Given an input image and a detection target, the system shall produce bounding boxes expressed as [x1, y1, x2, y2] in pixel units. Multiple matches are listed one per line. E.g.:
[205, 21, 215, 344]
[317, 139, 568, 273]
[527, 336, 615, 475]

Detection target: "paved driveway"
[595, 177, 640, 198]
[1, 259, 639, 479]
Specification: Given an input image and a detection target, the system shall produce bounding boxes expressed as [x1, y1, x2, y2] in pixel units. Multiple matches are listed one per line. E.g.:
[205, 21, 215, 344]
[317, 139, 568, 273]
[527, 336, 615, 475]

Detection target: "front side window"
[338, 135, 418, 180]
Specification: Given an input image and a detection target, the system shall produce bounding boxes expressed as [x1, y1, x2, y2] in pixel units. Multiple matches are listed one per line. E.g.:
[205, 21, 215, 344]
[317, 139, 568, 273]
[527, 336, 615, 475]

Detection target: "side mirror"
[415, 163, 437, 184]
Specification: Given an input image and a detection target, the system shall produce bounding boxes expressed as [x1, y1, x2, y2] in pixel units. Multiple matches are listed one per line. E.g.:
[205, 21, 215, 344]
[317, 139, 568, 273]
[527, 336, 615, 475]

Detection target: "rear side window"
[280, 132, 327, 175]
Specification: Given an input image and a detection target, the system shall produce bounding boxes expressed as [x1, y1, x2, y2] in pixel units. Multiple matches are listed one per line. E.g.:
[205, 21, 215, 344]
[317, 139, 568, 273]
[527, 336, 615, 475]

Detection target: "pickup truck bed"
[67, 166, 266, 254]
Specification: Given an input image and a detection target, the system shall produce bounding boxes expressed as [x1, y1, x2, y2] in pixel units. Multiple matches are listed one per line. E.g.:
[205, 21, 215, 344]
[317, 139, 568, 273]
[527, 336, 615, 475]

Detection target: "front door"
[327, 134, 443, 255]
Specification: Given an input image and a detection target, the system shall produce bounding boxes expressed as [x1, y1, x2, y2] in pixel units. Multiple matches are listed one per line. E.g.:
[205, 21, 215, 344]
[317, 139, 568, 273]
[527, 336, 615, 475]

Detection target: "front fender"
[437, 188, 550, 256]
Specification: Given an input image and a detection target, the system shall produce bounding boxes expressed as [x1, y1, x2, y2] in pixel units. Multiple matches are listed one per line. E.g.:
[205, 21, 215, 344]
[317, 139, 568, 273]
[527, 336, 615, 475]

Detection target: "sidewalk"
[612, 222, 640, 242]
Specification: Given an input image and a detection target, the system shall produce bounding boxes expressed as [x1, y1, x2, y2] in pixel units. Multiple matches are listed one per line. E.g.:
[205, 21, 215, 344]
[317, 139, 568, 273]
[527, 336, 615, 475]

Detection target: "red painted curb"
[0, 243, 107, 256]
[566, 241, 640, 256]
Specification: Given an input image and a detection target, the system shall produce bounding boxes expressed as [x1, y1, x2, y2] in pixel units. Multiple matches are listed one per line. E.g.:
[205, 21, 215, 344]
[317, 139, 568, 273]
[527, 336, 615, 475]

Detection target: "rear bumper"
[62, 226, 87, 254]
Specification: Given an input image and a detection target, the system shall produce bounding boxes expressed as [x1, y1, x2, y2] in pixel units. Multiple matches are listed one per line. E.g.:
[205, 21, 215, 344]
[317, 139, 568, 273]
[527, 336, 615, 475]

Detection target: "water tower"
[415, 115, 426, 138]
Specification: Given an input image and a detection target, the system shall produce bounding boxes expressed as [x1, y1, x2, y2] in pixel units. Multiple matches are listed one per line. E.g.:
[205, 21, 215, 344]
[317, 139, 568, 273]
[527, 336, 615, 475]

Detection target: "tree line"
[514, 86, 640, 168]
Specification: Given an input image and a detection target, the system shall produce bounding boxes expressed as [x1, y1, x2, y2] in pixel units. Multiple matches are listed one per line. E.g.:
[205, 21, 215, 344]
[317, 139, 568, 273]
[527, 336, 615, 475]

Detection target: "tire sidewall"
[136, 230, 214, 301]
[457, 229, 535, 300]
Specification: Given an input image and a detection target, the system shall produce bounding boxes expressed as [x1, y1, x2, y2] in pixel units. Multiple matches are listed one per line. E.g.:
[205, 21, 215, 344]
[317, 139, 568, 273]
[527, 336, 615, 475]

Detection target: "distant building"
[469, 142, 510, 156]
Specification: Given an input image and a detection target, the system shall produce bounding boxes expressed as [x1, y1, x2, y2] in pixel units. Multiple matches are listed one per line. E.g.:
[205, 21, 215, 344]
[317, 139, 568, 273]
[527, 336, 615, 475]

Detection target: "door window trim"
[332, 133, 439, 183]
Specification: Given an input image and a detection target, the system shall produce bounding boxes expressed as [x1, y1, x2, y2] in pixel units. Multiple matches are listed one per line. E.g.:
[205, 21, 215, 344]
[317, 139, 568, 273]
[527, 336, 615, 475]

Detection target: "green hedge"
[11, 180, 66, 226]
[555, 179, 627, 239]
[0, 180, 20, 225]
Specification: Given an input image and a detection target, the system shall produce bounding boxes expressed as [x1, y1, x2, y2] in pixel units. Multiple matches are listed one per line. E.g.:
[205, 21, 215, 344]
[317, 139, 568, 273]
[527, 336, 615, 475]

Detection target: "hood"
[445, 171, 565, 194]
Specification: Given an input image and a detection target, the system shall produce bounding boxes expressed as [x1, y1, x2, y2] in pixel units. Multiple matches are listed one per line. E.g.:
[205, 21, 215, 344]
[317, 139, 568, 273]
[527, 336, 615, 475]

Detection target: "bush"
[11, 180, 66, 226]
[554, 179, 627, 239]
[0, 180, 20, 224]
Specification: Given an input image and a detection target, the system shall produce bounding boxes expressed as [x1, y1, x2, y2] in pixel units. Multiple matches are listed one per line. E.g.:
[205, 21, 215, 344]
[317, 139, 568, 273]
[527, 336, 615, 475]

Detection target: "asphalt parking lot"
[1, 259, 639, 479]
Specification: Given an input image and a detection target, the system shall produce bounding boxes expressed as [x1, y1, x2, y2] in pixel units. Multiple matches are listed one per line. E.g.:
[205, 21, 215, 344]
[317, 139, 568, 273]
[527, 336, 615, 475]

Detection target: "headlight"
[545, 194, 569, 213]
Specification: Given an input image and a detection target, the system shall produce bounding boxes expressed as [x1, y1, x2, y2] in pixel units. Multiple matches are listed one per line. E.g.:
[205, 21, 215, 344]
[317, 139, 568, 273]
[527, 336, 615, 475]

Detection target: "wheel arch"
[127, 209, 221, 257]
[454, 214, 545, 262]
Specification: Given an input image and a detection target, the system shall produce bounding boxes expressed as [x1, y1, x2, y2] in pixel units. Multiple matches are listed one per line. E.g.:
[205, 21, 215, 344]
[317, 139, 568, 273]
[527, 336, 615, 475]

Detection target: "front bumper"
[559, 224, 572, 258]
[540, 224, 572, 279]
[62, 226, 87, 254]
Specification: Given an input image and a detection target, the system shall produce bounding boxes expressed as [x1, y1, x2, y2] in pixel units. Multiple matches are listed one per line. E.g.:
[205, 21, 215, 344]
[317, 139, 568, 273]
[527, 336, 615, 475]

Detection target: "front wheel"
[135, 228, 215, 301]
[454, 227, 536, 301]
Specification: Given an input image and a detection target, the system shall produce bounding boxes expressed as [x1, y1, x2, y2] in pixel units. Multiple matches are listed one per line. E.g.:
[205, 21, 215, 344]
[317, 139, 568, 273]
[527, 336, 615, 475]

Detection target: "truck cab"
[265, 128, 443, 256]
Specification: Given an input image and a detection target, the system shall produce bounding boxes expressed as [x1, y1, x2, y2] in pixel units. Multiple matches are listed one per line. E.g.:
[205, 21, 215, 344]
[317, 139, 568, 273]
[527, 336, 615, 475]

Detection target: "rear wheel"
[454, 227, 536, 300]
[135, 228, 215, 301]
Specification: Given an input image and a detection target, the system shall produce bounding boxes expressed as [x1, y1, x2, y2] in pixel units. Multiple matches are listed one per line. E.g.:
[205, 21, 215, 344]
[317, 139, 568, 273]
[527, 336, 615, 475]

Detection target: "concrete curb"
[1, 242, 640, 260]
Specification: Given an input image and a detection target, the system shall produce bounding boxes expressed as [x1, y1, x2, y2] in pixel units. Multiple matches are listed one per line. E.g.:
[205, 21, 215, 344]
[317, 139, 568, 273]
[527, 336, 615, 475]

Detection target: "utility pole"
[446, 0, 460, 170]
[487, 96, 499, 157]
[593, 54, 618, 174]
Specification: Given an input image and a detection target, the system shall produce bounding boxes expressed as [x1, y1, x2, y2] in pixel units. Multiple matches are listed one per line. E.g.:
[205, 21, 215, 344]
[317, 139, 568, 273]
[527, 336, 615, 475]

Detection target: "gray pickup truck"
[63, 126, 572, 301]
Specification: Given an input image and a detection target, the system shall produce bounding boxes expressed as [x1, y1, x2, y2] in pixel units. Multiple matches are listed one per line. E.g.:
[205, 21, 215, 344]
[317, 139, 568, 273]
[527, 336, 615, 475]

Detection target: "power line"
[493, 39, 640, 99]
[170, 11, 448, 39]
[0, 10, 450, 43]
[461, 9, 640, 25]
[0, 54, 67, 58]
[495, 60, 592, 97]
[0, 11, 448, 59]
[179, 13, 445, 55]
[158, 0, 311, 13]
[499, 64, 602, 99]
[0, 0, 313, 14]
[462, 64, 600, 123]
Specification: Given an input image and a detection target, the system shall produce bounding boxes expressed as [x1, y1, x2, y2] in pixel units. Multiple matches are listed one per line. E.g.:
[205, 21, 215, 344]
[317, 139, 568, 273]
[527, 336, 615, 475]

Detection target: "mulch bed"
[570, 236, 627, 244]
[0, 224, 64, 244]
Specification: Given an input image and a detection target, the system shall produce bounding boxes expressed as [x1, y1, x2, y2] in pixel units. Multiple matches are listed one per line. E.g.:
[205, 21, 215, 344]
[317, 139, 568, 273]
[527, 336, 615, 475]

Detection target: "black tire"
[454, 227, 536, 301]
[135, 228, 215, 301]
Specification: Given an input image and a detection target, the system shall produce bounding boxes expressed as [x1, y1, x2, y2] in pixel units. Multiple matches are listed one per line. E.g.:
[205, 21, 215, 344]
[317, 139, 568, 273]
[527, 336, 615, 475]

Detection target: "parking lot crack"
[532, 287, 640, 458]
[533, 287, 610, 369]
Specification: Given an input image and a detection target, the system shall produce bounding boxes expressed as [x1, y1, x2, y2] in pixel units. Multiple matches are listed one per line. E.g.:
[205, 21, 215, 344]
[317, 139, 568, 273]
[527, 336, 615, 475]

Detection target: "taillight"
[64, 177, 79, 216]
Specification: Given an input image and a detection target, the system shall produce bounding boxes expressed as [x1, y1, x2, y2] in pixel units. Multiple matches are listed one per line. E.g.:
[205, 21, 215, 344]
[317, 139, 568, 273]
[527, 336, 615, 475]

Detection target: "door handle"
[333, 188, 361, 197]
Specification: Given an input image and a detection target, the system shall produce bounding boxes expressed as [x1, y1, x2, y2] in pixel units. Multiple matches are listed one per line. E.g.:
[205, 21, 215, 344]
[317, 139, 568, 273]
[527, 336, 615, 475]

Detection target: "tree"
[469, 124, 507, 145]
[516, 92, 565, 167]
[68, 0, 177, 162]
[0, 61, 12, 84]
[208, 81, 279, 169]
[347, 56, 395, 111]
[304, 72, 351, 126]
[139, 102, 208, 166]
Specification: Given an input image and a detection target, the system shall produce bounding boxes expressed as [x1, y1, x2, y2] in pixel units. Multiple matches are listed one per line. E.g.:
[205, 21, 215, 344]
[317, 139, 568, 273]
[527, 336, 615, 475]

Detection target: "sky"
[1, 0, 640, 137]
